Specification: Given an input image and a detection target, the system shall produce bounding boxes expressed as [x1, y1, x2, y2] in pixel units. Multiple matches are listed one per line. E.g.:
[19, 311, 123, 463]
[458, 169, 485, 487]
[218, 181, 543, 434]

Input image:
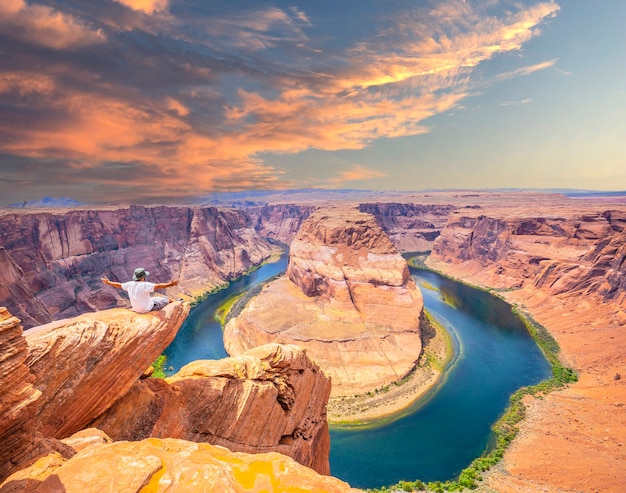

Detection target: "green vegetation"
[406, 252, 431, 269]
[190, 282, 229, 307]
[150, 354, 168, 379]
[214, 292, 245, 325]
[368, 272, 577, 493]
[420, 311, 454, 373]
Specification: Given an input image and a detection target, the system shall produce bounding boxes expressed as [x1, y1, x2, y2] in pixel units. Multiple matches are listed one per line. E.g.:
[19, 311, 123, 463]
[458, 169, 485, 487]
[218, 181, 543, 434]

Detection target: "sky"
[1, 0, 625, 205]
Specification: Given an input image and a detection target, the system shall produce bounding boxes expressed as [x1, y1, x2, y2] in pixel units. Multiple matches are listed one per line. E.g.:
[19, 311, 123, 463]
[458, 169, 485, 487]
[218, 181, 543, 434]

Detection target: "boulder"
[90, 343, 332, 475]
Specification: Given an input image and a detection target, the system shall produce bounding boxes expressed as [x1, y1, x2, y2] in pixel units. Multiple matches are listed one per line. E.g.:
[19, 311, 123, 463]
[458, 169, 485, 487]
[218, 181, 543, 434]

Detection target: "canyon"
[1, 191, 625, 492]
[426, 199, 626, 493]
[224, 207, 427, 417]
[0, 205, 278, 329]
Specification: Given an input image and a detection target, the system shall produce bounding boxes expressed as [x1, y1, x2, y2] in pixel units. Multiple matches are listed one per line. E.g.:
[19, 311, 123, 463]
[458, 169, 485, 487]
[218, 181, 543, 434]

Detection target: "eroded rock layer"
[90, 343, 332, 475]
[225, 207, 424, 397]
[248, 204, 317, 245]
[427, 202, 626, 493]
[0, 206, 277, 328]
[0, 431, 362, 493]
[24, 302, 190, 440]
[0, 308, 41, 481]
[359, 202, 457, 252]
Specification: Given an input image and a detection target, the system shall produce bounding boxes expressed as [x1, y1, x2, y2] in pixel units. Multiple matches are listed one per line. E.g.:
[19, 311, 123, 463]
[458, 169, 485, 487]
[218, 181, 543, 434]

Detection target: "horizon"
[1, 0, 626, 205]
[7, 187, 626, 209]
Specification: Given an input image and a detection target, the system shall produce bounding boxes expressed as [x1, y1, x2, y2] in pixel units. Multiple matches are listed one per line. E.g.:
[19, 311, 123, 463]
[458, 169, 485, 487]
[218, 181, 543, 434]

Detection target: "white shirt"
[121, 281, 156, 313]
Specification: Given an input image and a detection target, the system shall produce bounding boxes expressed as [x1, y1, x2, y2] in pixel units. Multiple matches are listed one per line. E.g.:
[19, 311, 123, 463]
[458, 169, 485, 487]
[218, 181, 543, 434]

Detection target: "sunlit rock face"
[0, 432, 363, 493]
[90, 343, 332, 475]
[429, 207, 626, 302]
[1, 304, 333, 483]
[225, 207, 424, 397]
[0, 206, 276, 328]
[24, 302, 190, 440]
[427, 203, 626, 493]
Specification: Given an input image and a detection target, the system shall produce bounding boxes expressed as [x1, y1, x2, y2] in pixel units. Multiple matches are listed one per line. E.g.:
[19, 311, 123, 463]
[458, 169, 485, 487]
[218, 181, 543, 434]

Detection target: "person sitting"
[101, 267, 179, 313]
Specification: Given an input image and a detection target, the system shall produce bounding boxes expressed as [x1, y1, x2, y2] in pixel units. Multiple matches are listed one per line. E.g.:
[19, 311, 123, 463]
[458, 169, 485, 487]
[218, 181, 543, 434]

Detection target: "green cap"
[132, 267, 149, 280]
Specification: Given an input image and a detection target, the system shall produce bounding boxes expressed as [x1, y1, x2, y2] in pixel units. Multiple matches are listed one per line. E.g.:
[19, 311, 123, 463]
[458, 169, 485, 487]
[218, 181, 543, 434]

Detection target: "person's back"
[121, 279, 156, 313]
[101, 267, 178, 313]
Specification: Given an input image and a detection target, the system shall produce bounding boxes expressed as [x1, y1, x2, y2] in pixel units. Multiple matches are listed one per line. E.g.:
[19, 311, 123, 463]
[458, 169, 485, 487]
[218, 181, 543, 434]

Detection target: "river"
[163, 254, 551, 489]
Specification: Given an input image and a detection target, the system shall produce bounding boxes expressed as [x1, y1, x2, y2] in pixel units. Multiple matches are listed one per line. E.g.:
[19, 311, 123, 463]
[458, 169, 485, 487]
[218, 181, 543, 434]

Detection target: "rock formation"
[359, 202, 456, 252]
[225, 207, 424, 397]
[0, 205, 277, 328]
[430, 205, 626, 304]
[0, 308, 41, 481]
[24, 302, 190, 440]
[0, 304, 335, 485]
[90, 343, 332, 475]
[0, 430, 362, 493]
[248, 203, 317, 245]
[427, 201, 626, 493]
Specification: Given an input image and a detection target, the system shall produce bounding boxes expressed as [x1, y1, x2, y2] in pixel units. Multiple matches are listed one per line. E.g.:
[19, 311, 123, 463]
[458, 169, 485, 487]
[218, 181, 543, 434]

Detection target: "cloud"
[0, 0, 105, 49]
[0, 0, 563, 203]
[326, 165, 388, 185]
[496, 59, 558, 81]
[113, 0, 169, 14]
[500, 98, 533, 106]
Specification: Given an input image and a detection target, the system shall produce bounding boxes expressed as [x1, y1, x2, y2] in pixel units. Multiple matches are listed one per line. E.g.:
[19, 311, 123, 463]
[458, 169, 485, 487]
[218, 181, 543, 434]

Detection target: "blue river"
[163, 254, 551, 489]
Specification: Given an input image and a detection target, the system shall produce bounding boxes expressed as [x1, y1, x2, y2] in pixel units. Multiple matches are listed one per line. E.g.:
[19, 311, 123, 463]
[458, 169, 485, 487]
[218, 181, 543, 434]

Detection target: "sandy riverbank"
[327, 313, 452, 425]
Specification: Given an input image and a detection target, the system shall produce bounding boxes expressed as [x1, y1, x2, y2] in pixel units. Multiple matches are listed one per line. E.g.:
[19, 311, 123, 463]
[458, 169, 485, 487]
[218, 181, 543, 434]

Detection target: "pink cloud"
[0, 0, 105, 49]
[327, 165, 388, 185]
[0, 1, 563, 201]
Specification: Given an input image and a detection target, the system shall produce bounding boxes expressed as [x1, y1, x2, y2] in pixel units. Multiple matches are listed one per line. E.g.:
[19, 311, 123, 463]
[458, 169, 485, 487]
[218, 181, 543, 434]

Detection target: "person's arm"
[153, 279, 179, 290]
[101, 276, 123, 289]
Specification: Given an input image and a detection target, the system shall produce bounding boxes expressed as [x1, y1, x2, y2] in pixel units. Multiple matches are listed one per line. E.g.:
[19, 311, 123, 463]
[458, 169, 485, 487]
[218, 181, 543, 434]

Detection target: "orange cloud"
[0, 1, 563, 202]
[113, 0, 169, 14]
[0, 0, 105, 49]
[327, 165, 388, 185]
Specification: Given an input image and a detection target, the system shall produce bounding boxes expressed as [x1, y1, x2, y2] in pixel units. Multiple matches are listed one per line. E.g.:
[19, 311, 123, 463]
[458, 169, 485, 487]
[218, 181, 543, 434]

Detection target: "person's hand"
[101, 276, 109, 284]
[169, 279, 179, 287]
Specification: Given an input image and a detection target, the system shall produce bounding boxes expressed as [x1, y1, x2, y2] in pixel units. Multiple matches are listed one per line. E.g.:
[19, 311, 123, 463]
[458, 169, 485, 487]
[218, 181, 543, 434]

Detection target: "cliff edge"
[1, 305, 340, 489]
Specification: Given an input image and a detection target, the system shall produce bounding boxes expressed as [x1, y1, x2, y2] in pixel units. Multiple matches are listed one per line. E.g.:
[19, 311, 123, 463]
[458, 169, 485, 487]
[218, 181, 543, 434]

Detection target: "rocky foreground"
[0, 304, 357, 492]
[225, 207, 427, 420]
[427, 201, 626, 493]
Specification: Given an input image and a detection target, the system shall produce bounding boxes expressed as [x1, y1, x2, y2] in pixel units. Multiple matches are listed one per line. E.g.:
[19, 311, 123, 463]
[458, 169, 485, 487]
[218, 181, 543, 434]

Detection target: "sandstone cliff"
[248, 204, 317, 245]
[0, 431, 362, 493]
[225, 207, 424, 398]
[0, 206, 277, 328]
[0, 305, 335, 485]
[359, 202, 456, 252]
[25, 302, 190, 440]
[0, 308, 41, 481]
[427, 202, 626, 493]
[90, 343, 332, 475]
[430, 206, 626, 304]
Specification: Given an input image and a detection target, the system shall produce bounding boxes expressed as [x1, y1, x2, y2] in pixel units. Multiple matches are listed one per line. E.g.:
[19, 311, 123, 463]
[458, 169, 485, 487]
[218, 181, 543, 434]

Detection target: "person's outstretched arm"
[153, 279, 179, 290]
[101, 276, 123, 289]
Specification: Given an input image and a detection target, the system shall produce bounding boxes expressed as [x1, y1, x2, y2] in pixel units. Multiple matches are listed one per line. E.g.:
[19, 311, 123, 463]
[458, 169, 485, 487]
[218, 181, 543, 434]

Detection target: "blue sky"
[1, 0, 625, 204]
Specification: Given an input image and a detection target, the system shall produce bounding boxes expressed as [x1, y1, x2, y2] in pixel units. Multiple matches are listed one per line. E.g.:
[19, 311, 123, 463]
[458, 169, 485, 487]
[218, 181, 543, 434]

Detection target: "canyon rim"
[0, 190, 624, 492]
